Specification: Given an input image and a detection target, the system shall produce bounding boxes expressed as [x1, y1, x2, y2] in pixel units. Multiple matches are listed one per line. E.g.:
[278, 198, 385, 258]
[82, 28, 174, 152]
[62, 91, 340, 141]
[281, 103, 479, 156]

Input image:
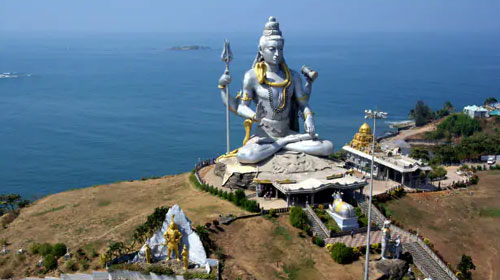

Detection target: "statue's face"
[259, 39, 284, 66]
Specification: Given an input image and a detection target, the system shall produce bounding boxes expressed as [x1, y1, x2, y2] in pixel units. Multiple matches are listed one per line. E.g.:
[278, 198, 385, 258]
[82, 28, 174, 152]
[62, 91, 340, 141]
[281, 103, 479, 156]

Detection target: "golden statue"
[145, 243, 152, 264]
[182, 244, 189, 270]
[163, 214, 183, 261]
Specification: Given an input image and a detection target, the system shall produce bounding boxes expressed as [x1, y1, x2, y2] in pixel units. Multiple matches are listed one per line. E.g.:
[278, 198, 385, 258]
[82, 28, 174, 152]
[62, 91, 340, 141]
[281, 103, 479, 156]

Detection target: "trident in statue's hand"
[220, 39, 233, 154]
[219, 40, 233, 88]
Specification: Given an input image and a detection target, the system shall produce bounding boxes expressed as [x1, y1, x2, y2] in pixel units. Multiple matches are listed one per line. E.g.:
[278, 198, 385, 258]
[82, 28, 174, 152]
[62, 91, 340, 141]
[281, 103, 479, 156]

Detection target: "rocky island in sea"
[167, 45, 210, 51]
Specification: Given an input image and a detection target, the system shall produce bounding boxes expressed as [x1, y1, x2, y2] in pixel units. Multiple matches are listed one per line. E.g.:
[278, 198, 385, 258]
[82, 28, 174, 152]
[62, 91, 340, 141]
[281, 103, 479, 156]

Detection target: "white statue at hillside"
[218, 16, 333, 164]
[134, 204, 207, 266]
[381, 220, 402, 259]
[326, 192, 359, 231]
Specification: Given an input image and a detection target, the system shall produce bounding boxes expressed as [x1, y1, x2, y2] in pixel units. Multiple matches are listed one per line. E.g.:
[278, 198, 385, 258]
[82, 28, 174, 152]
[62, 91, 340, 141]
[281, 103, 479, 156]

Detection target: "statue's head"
[169, 214, 178, 230]
[256, 17, 285, 66]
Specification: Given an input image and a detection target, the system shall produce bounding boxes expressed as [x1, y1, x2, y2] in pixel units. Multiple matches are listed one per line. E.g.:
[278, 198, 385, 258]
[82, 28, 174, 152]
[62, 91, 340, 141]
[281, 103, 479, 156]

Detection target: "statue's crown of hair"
[262, 16, 282, 37]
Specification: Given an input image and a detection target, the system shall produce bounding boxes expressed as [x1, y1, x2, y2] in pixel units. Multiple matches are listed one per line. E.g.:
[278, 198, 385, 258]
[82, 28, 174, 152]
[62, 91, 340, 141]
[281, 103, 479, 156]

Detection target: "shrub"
[330, 243, 354, 264]
[0, 269, 13, 279]
[30, 242, 41, 255]
[469, 175, 479, 185]
[52, 243, 67, 258]
[233, 190, 246, 206]
[370, 243, 381, 254]
[352, 246, 362, 258]
[269, 208, 276, 217]
[243, 200, 260, 212]
[313, 236, 325, 247]
[79, 259, 89, 270]
[457, 254, 475, 280]
[305, 225, 313, 236]
[43, 254, 58, 270]
[39, 243, 53, 256]
[289, 207, 309, 229]
[65, 259, 78, 271]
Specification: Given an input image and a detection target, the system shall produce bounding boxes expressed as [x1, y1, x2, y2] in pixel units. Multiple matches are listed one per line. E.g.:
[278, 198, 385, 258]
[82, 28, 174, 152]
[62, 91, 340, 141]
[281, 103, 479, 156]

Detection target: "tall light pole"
[363, 108, 387, 280]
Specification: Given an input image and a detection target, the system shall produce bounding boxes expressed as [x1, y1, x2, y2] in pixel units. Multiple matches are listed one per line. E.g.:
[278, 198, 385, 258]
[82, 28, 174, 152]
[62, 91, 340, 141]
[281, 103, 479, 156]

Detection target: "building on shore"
[463, 105, 489, 119]
[342, 123, 432, 188]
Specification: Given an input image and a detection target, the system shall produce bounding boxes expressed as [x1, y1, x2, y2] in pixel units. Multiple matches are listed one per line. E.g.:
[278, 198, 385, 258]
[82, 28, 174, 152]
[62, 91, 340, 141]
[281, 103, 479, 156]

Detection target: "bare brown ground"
[0, 173, 247, 277]
[389, 119, 440, 141]
[385, 170, 500, 280]
[211, 215, 365, 280]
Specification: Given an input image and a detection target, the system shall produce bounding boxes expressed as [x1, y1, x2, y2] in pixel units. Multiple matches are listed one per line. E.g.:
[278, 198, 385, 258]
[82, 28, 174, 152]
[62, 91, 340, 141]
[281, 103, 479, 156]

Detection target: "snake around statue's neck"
[254, 62, 292, 111]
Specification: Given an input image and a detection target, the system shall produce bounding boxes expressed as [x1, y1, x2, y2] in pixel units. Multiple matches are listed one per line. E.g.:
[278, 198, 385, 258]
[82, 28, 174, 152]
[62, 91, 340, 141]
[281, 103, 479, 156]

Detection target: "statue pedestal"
[213, 151, 367, 207]
[326, 209, 359, 231]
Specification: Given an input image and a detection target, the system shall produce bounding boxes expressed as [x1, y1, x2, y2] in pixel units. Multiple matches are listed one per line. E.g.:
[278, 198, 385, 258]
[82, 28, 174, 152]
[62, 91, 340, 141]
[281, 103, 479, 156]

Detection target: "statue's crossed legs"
[237, 133, 333, 164]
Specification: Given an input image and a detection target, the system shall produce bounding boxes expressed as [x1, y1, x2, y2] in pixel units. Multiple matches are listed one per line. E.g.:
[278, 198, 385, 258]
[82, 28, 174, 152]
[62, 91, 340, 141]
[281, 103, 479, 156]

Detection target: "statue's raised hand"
[304, 115, 316, 138]
[218, 71, 232, 88]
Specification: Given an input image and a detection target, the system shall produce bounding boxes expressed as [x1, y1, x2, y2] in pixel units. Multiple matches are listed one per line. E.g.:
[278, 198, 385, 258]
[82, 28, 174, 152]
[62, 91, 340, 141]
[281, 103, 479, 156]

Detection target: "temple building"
[342, 123, 432, 188]
[349, 122, 374, 151]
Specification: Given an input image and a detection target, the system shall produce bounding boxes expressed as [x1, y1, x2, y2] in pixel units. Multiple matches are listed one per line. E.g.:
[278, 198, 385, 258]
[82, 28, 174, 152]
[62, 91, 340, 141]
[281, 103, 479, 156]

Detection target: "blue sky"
[1, 0, 499, 33]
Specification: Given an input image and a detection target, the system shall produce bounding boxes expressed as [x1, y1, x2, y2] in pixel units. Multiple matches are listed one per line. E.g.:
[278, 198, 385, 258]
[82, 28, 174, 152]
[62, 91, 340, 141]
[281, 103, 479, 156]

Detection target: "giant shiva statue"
[218, 17, 333, 164]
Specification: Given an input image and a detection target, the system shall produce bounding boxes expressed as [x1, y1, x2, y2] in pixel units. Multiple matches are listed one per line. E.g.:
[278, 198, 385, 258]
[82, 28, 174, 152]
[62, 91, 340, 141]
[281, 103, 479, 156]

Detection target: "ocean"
[1, 31, 499, 199]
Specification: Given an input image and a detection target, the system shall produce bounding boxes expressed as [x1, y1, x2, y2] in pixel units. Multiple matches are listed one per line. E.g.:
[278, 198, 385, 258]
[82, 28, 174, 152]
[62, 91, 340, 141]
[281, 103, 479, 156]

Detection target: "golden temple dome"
[359, 123, 371, 134]
[349, 122, 374, 151]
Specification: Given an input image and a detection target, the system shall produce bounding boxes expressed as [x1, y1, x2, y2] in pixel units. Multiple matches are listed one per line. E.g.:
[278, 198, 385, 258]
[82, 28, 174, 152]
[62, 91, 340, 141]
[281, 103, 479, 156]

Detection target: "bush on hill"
[52, 243, 67, 258]
[430, 131, 500, 164]
[42, 254, 57, 271]
[330, 242, 355, 264]
[189, 171, 260, 213]
[289, 207, 309, 229]
[313, 236, 325, 247]
[427, 113, 481, 140]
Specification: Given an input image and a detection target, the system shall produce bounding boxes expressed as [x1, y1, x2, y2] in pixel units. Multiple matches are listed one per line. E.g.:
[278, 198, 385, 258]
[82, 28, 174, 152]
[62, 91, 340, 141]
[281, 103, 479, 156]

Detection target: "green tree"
[330, 243, 355, 264]
[409, 100, 435, 127]
[289, 207, 309, 229]
[484, 97, 498, 106]
[0, 194, 22, 212]
[43, 254, 58, 271]
[232, 189, 246, 206]
[429, 165, 447, 182]
[436, 101, 454, 119]
[457, 254, 475, 280]
[52, 243, 67, 258]
[410, 148, 430, 162]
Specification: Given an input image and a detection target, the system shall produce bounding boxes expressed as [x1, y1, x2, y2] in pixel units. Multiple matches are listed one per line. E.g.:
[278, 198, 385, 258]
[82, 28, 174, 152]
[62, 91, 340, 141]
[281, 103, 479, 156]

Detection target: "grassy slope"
[0, 173, 248, 277]
[385, 170, 500, 280]
[211, 215, 366, 280]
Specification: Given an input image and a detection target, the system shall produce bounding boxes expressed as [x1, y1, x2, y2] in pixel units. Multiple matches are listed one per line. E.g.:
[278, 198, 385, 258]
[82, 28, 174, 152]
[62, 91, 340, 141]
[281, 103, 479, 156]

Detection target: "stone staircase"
[304, 205, 329, 239]
[403, 242, 455, 280]
[357, 200, 385, 227]
[357, 198, 458, 280]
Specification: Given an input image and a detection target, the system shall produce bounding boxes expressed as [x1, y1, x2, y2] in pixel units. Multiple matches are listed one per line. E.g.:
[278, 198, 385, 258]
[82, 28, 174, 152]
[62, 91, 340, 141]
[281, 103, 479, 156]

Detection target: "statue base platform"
[326, 209, 359, 231]
[214, 151, 367, 206]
